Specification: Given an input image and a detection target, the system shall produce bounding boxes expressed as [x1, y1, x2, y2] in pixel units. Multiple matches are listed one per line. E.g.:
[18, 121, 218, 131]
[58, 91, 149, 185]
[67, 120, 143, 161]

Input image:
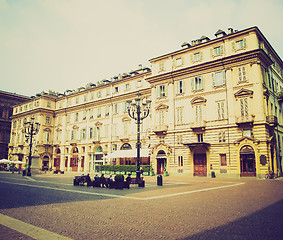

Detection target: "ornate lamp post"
[23, 117, 40, 176]
[126, 93, 151, 179]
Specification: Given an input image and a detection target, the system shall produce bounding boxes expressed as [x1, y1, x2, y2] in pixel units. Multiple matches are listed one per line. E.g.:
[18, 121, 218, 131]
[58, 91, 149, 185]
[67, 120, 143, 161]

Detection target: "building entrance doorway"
[240, 146, 256, 177]
[42, 156, 49, 171]
[156, 150, 167, 174]
[193, 153, 207, 176]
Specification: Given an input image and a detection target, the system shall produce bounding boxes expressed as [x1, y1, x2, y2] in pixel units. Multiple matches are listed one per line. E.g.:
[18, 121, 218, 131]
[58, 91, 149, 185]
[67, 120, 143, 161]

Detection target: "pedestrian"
[140, 167, 144, 176]
[100, 174, 106, 188]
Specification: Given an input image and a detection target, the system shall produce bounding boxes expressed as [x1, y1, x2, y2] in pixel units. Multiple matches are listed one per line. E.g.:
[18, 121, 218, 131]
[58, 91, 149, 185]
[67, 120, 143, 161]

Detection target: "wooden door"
[194, 154, 207, 176]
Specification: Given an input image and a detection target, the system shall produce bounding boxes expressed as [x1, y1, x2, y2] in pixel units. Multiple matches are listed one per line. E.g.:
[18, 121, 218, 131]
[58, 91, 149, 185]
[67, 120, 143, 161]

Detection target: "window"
[47, 102, 51, 108]
[67, 114, 70, 123]
[114, 87, 119, 93]
[176, 107, 183, 125]
[191, 77, 203, 91]
[176, 57, 183, 67]
[217, 101, 225, 120]
[106, 88, 110, 96]
[75, 97, 79, 104]
[89, 109, 94, 119]
[125, 83, 130, 90]
[97, 91, 101, 98]
[114, 104, 119, 114]
[157, 110, 165, 127]
[97, 107, 101, 118]
[243, 129, 252, 138]
[178, 156, 183, 166]
[71, 130, 76, 141]
[240, 97, 249, 120]
[83, 111, 86, 120]
[159, 62, 165, 72]
[233, 39, 246, 50]
[197, 133, 203, 142]
[46, 116, 51, 124]
[84, 95, 87, 102]
[137, 80, 142, 88]
[44, 132, 50, 143]
[176, 80, 184, 94]
[157, 85, 167, 98]
[238, 67, 247, 82]
[220, 154, 227, 166]
[75, 112, 79, 122]
[89, 128, 93, 139]
[211, 45, 223, 57]
[194, 52, 201, 61]
[105, 106, 110, 116]
[81, 128, 86, 140]
[214, 46, 221, 55]
[195, 105, 203, 123]
[236, 40, 244, 49]
[212, 71, 226, 87]
[218, 131, 226, 142]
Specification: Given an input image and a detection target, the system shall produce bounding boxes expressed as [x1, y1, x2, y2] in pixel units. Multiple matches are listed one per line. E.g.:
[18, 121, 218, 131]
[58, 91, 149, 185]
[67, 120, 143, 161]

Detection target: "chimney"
[228, 28, 234, 34]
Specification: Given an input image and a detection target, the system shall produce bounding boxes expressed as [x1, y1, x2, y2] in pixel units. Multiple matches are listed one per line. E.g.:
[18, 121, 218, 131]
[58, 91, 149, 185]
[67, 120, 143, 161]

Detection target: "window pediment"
[234, 88, 253, 98]
[122, 117, 131, 122]
[155, 104, 169, 111]
[190, 96, 207, 105]
[43, 128, 51, 132]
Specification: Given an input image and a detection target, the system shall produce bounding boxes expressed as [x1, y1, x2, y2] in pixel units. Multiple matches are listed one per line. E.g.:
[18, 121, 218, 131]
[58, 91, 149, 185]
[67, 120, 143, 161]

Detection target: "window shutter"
[221, 71, 226, 85]
[212, 73, 216, 86]
[176, 81, 180, 94]
[190, 54, 193, 63]
[220, 45, 224, 54]
[191, 78, 195, 91]
[165, 84, 167, 97]
[156, 86, 160, 98]
[173, 59, 176, 68]
[200, 52, 203, 60]
[200, 76, 204, 89]
[243, 38, 247, 48]
[232, 41, 235, 50]
[210, 48, 213, 57]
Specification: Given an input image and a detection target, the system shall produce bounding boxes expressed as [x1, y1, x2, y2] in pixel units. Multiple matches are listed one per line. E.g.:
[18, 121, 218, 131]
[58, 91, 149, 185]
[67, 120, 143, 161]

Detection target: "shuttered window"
[212, 71, 226, 87]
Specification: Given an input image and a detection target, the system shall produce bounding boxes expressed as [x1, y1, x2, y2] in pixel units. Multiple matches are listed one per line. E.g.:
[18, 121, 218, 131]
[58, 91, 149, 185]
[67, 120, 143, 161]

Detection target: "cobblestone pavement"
[1, 172, 283, 240]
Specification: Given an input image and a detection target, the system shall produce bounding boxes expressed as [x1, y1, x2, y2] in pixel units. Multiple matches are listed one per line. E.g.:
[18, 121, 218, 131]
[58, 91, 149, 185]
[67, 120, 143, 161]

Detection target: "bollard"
[157, 175, 163, 186]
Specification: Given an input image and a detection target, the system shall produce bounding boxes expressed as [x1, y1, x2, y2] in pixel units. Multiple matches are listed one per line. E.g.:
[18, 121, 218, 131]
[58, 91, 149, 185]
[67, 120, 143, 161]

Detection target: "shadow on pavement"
[185, 199, 283, 240]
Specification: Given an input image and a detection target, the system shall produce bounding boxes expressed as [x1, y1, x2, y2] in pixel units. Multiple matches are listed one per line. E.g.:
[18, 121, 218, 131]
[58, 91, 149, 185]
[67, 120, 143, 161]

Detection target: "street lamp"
[126, 93, 151, 179]
[23, 117, 40, 176]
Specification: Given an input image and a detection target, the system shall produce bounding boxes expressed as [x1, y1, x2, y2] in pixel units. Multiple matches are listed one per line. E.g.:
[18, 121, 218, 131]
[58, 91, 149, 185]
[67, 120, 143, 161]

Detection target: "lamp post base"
[27, 172, 31, 176]
[136, 171, 141, 179]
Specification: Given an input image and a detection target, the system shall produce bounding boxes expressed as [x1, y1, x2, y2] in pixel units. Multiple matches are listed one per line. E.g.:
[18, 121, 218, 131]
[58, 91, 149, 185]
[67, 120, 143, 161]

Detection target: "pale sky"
[1, 0, 283, 97]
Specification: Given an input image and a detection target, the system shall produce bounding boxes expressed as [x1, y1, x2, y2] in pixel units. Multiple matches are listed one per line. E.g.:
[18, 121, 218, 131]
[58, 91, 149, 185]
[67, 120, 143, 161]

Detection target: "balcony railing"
[235, 115, 254, 126]
[266, 115, 278, 126]
[191, 121, 206, 131]
[153, 125, 168, 135]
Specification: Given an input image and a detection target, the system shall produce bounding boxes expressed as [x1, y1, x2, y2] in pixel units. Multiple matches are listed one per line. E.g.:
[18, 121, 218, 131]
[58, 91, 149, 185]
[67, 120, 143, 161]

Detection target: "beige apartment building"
[8, 26, 283, 178]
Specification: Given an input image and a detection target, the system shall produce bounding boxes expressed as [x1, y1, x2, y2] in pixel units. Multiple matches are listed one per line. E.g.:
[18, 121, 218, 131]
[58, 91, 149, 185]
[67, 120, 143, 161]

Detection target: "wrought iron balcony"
[266, 115, 278, 127]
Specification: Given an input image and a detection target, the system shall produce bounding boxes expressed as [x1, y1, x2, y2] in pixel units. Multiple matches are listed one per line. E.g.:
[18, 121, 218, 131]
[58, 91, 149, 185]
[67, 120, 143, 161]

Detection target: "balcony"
[153, 125, 168, 135]
[190, 121, 206, 132]
[235, 115, 254, 127]
[266, 115, 278, 127]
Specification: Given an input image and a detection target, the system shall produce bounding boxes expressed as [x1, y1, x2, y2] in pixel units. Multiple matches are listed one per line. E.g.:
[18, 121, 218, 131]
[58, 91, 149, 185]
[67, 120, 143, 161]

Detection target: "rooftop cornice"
[149, 26, 261, 63]
[146, 49, 273, 84]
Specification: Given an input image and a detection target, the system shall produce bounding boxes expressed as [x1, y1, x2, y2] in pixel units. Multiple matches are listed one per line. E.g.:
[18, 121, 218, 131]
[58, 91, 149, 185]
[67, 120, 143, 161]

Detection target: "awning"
[104, 149, 150, 159]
